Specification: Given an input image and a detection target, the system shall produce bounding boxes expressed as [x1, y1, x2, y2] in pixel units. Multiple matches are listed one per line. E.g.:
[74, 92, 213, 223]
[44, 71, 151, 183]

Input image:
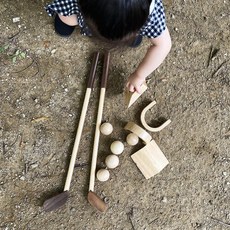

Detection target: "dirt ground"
[0, 0, 229, 229]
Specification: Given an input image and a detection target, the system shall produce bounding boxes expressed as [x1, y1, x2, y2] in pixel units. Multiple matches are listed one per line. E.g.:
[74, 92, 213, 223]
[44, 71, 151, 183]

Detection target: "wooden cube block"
[131, 140, 169, 179]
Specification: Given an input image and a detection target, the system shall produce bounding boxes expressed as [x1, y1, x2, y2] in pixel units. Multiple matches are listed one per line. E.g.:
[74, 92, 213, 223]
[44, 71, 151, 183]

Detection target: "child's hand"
[126, 72, 146, 94]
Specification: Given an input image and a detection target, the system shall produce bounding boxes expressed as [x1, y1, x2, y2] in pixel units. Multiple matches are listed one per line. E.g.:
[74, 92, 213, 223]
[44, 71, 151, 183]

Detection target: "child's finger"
[135, 86, 141, 94]
[129, 84, 135, 92]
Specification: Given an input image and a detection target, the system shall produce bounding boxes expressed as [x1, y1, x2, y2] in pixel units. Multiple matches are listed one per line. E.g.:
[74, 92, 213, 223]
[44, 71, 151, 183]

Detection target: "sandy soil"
[0, 0, 229, 229]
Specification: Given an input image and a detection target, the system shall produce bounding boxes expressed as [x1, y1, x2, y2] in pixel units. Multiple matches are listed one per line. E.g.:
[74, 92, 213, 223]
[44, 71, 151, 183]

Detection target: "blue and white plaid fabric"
[45, 0, 166, 38]
[140, 0, 166, 38]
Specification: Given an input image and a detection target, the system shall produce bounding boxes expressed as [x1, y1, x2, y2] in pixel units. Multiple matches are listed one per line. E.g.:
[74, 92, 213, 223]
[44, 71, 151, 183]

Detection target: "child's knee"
[58, 14, 78, 26]
[54, 14, 77, 37]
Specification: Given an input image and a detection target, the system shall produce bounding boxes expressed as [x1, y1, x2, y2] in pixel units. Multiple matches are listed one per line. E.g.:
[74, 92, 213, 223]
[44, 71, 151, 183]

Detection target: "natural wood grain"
[131, 140, 169, 179]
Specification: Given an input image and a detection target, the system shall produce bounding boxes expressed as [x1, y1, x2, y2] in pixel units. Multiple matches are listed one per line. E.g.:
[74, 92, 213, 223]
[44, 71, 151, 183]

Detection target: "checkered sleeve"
[45, 0, 79, 16]
[140, 0, 166, 38]
[45, 0, 91, 35]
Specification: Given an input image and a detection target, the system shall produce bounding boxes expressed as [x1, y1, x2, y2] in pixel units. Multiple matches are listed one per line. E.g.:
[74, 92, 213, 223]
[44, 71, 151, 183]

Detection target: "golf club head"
[43, 191, 69, 212]
[87, 191, 108, 212]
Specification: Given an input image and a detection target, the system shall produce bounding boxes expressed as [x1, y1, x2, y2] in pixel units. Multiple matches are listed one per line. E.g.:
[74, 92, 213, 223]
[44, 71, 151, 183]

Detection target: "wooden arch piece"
[140, 101, 171, 132]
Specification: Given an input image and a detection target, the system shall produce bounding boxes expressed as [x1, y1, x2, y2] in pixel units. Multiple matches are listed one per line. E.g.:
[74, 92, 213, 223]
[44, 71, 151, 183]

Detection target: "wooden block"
[140, 101, 171, 132]
[124, 121, 152, 144]
[131, 140, 169, 179]
[125, 82, 147, 108]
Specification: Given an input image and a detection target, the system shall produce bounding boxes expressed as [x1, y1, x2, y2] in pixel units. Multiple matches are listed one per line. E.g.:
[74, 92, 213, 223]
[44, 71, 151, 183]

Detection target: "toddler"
[45, 0, 172, 93]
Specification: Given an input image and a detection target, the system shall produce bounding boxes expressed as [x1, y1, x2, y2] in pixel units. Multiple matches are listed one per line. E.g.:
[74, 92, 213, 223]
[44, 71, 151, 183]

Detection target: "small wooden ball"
[105, 154, 119, 169]
[126, 133, 139, 146]
[110, 141, 124, 155]
[100, 122, 113, 135]
[96, 169, 110, 182]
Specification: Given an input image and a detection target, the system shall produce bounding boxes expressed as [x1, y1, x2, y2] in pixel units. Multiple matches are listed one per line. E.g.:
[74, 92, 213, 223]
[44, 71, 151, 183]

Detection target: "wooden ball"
[96, 169, 110, 182]
[126, 133, 139, 146]
[110, 141, 124, 155]
[105, 154, 119, 169]
[100, 122, 113, 135]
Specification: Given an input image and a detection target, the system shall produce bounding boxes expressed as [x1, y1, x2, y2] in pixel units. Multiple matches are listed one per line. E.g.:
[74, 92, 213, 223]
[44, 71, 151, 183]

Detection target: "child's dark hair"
[79, 0, 151, 40]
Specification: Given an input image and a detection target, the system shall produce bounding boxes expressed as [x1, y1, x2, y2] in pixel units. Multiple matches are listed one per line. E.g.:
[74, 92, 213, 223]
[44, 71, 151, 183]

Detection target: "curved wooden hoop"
[124, 121, 152, 144]
[140, 101, 171, 132]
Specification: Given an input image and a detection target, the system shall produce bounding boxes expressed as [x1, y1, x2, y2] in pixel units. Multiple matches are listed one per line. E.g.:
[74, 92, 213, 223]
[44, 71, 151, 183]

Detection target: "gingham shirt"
[45, 0, 166, 38]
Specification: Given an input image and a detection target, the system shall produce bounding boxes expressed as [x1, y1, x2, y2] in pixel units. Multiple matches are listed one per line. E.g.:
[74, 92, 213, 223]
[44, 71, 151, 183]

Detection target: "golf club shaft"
[64, 52, 99, 191]
[89, 51, 110, 191]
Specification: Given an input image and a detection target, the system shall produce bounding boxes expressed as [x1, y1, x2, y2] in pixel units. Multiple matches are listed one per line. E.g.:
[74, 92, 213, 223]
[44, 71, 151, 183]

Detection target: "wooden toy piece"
[89, 52, 110, 192]
[88, 52, 110, 213]
[105, 154, 119, 169]
[140, 101, 171, 132]
[96, 169, 110, 182]
[124, 121, 152, 144]
[43, 52, 100, 212]
[110, 141, 124, 155]
[125, 82, 148, 108]
[126, 133, 139, 146]
[100, 122, 113, 135]
[131, 140, 169, 179]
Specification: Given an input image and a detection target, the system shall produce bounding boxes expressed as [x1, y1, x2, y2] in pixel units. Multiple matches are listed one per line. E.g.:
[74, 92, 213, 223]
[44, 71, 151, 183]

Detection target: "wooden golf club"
[87, 51, 110, 212]
[43, 52, 100, 212]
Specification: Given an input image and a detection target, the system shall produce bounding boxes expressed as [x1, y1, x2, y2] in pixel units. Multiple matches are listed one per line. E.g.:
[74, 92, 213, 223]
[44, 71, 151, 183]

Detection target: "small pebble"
[19, 176, 25, 181]
[30, 163, 38, 169]
[71, 207, 76, 212]
[13, 17, 20, 23]
[51, 49, 56, 54]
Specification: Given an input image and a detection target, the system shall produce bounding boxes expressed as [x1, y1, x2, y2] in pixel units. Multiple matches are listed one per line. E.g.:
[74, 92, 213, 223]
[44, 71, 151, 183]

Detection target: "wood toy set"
[124, 99, 171, 179]
[43, 51, 171, 213]
[44, 52, 109, 212]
